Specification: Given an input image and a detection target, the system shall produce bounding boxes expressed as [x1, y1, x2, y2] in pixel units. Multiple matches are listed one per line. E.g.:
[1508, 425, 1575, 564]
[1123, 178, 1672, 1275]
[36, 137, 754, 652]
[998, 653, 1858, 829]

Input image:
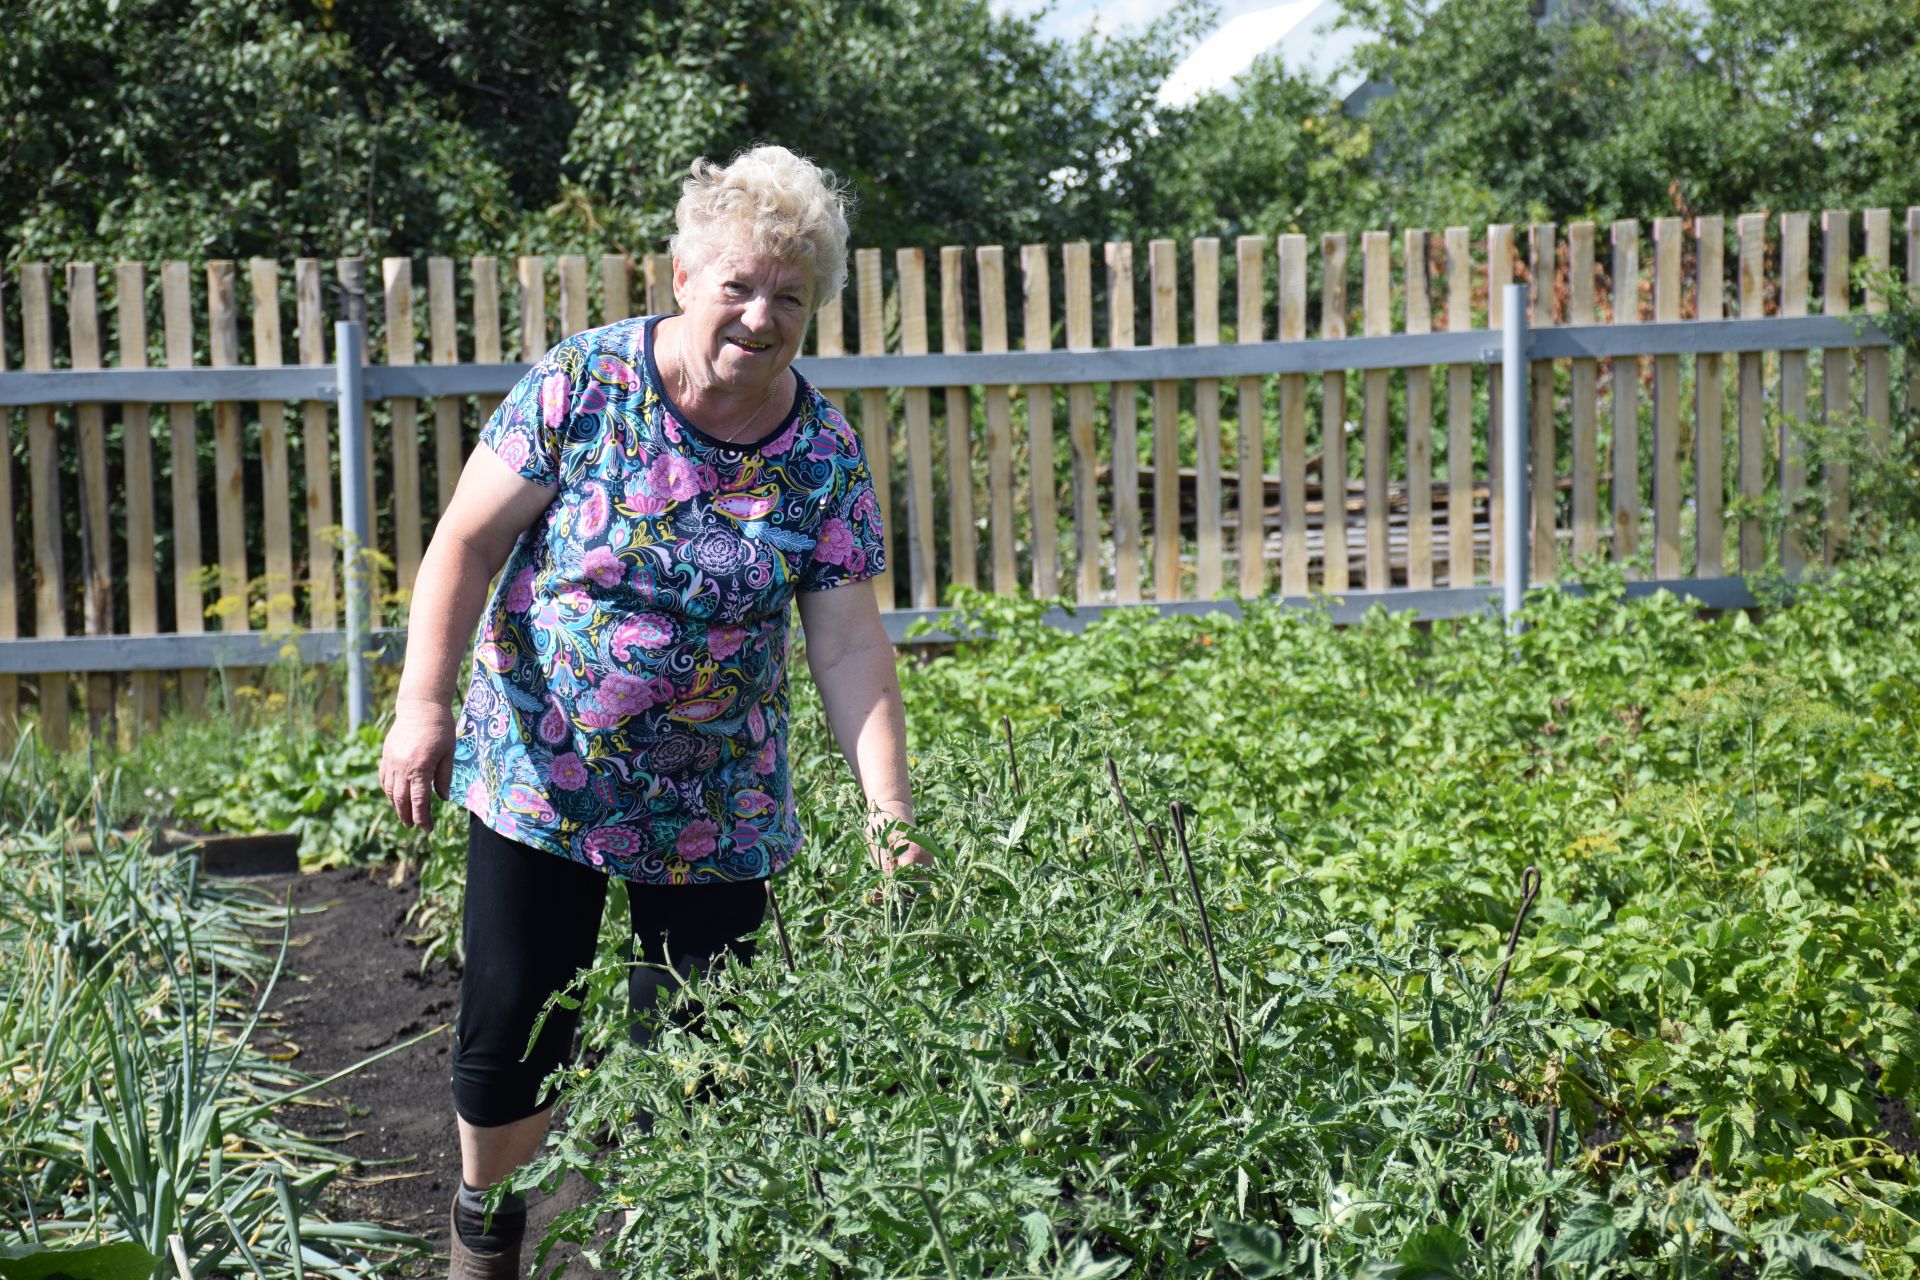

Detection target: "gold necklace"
[667, 322, 784, 446]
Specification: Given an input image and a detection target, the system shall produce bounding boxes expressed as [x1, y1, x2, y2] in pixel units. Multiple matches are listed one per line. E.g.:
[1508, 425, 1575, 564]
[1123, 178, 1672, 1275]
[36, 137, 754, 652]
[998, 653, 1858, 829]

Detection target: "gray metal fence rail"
[0, 316, 1890, 406]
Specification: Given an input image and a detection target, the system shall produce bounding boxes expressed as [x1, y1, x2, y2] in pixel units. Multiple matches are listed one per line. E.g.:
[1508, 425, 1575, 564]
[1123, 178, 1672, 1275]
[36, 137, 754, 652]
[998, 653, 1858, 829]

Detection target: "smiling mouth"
[729, 337, 771, 353]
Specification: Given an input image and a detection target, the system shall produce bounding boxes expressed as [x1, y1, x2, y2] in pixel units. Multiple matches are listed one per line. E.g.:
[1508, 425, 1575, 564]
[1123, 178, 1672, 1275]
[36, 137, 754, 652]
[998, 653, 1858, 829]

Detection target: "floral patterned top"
[450, 315, 886, 884]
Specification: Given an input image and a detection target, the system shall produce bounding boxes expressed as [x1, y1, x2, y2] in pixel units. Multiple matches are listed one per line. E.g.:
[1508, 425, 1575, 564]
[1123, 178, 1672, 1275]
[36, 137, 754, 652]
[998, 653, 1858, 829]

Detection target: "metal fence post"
[1502, 283, 1529, 632]
[335, 321, 373, 730]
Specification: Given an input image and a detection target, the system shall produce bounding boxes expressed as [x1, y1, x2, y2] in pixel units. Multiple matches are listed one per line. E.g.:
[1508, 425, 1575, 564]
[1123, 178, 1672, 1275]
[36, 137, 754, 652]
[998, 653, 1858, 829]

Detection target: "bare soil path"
[238, 864, 614, 1278]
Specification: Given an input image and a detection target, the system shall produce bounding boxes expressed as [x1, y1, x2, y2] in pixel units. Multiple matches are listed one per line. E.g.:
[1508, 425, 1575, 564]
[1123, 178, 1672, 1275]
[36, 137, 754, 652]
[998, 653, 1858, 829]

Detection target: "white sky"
[993, 0, 1272, 42]
[993, 0, 1363, 106]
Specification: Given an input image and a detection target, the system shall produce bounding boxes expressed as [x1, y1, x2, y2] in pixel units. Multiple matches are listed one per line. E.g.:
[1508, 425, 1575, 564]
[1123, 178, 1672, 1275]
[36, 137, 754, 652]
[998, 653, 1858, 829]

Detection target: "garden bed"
[10, 543, 1920, 1276]
[240, 862, 620, 1278]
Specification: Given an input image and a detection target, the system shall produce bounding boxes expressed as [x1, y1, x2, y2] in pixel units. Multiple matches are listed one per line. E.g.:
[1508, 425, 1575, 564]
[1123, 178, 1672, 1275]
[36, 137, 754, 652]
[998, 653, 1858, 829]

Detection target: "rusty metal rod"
[1464, 864, 1542, 1096]
[1171, 801, 1248, 1090]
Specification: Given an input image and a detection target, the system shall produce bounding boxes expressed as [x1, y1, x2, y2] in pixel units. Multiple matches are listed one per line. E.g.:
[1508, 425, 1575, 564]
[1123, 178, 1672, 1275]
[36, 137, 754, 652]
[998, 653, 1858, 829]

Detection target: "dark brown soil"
[237, 863, 616, 1278]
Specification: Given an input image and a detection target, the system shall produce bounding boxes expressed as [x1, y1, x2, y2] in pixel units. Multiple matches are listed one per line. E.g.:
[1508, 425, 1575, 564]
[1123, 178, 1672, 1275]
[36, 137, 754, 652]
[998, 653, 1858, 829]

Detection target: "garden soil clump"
[239, 863, 609, 1277]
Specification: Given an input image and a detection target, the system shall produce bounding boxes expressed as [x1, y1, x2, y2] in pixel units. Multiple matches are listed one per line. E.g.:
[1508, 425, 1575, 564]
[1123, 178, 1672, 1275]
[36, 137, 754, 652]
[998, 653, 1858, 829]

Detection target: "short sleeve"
[799, 399, 888, 593]
[478, 340, 583, 488]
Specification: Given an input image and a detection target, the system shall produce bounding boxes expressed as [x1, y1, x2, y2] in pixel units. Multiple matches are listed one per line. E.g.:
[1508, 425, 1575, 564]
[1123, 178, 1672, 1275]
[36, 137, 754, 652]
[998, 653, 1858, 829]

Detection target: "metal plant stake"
[1463, 864, 1543, 1096]
[762, 879, 829, 1206]
[1170, 801, 1248, 1090]
[1535, 1093, 1560, 1280]
[765, 879, 798, 975]
[1144, 822, 1192, 949]
[1104, 752, 1153, 889]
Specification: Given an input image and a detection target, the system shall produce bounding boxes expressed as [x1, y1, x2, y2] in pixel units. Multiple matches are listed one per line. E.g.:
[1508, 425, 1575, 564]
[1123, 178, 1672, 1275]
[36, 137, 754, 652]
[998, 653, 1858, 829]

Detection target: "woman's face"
[671, 245, 815, 392]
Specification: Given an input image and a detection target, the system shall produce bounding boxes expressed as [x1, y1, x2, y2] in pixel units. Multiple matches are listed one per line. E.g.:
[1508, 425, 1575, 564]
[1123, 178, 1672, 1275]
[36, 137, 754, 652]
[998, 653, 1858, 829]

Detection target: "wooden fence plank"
[207, 261, 250, 634]
[559, 254, 588, 339]
[1279, 234, 1309, 596]
[939, 246, 976, 591]
[1736, 215, 1767, 573]
[1149, 239, 1182, 600]
[428, 257, 462, 518]
[856, 248, 894, 609]
[648, 253, 676, 315]
[1064, 242, 1100, 602]
[1693, 216, 1726, 575]
[23, 264, 68, 749]
[1021, 244, 1060, 600]
[896, 248, 937, 609]
[1234, 236, 1266, 598]
[1909, 209, 1920, 418]
[472, 255, 503, 428]
[1779, 212, 1810, 575]
[384, 257, 423, 594]
[976, 246, 1018, 594]
[161, 262, 204, 713]
[1445, 227, 1475, 585]
[1862, 209, 1890, 460]
[810, 285, 847, 411]
[1107, 241, 1141, 603]
[1528, 224, 1557, 583]
[1568, 222, 1599, 563]
[1652, 218, 1683, 579]
[1320, 232, 1349, 592]
[299, 260, 341, 717]
[249, 259, 294, 631]
[1192, 237, 1223, 600]
[1361, 231, 1391, 590]
[601, 254, 632, 324]
[1487, 224, 1513, 584]
[116, 263, 159, 727]
[518, 255, 547, 360]
[1820, 210, 1851, 564]
[1404, 229, 1433, 589]
[67, 272, 109, 619]
[0, 273, 14, 738]
[296, 259, 335, 632]
[69, 264, 114, 739]
[1610, 220, 1641, 571]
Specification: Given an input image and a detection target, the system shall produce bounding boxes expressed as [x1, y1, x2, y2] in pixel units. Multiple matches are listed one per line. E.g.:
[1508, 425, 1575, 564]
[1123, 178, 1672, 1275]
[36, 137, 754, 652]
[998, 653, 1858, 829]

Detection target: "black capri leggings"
[450, 815, 769, 1128]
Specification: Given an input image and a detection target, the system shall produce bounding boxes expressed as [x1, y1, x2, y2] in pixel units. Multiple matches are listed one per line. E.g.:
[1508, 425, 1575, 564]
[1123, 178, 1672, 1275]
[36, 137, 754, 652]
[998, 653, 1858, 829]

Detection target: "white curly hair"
[669, 145, 852, 310]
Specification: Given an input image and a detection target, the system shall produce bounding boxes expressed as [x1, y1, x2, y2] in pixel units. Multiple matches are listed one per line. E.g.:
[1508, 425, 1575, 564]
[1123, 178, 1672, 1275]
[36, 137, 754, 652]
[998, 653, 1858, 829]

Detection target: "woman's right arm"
[380, 445, 558, 828]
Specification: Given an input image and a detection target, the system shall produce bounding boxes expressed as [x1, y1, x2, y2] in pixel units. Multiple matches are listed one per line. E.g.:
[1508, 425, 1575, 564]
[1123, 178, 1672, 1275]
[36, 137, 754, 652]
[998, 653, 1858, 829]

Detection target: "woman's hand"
[867, 809, 934, 874]
[381, 696, 456, 829]
[864, 811, 933, 905]
[885, 842, 936, 872]
[380, 446, 556, 832]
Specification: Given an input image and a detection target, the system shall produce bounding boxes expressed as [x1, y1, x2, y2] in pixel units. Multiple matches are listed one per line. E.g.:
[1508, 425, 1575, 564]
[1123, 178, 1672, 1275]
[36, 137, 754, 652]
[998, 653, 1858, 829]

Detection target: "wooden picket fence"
[0, 207, 1912, 750]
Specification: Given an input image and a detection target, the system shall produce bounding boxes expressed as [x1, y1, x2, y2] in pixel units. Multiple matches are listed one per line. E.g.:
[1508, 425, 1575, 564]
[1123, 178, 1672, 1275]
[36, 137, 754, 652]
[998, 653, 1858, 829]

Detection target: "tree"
[1335, 0, 1920, 229]
[0, 0, 1204, 264]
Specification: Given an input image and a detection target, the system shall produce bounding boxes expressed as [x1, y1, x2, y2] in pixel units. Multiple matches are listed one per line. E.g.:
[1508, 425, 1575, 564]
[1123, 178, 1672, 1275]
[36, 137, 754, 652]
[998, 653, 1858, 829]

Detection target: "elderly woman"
[378, 145, 927, 1278]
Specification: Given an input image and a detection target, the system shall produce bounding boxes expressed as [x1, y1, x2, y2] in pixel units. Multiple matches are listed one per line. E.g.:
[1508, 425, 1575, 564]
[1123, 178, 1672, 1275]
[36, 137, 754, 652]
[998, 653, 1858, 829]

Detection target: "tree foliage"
[0, 0, 1197, 263]
[2, 0, 1916, 263]
[1092, 0, 1920, 243]
[1349, 0, 1920, 227]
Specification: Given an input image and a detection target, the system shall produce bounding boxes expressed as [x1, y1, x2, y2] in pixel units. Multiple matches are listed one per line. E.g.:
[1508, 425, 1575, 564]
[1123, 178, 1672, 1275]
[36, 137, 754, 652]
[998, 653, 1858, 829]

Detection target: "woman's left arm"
[795, 582, 932, 872]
